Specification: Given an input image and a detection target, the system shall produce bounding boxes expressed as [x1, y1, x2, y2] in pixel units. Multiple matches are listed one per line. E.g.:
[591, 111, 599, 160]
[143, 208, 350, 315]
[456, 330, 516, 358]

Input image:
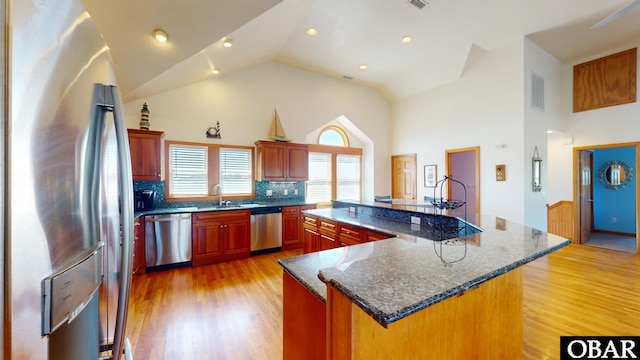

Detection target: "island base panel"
[283, 272, 326, 360]
[327, 267, 523, 359]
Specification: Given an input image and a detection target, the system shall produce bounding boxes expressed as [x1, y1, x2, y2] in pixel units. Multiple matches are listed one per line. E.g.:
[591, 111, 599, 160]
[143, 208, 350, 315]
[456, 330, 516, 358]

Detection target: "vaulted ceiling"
[82, 0, 640, 103]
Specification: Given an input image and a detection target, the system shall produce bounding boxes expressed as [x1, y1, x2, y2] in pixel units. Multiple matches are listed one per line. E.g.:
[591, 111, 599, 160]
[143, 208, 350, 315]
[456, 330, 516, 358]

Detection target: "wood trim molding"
[547, 201, 575, 243]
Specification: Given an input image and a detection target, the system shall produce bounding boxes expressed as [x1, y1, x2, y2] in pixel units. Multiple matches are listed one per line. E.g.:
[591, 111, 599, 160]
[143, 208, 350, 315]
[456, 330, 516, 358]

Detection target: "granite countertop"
[278, 207, 570, 328]
[134, 200, 316, 219]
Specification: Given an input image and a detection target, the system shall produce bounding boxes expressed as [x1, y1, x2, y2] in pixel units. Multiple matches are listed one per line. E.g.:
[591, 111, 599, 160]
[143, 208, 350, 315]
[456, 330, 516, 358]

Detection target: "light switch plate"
[266, 190, 273, 196]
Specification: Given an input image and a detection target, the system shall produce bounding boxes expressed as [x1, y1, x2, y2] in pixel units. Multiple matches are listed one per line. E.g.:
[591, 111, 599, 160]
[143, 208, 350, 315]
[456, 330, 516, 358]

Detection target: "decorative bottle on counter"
[139, 102, 150, 130]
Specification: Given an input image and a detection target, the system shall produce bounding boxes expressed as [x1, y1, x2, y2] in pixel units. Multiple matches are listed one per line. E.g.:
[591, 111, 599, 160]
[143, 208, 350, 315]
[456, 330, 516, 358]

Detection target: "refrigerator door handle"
[98, 84, 134, 360]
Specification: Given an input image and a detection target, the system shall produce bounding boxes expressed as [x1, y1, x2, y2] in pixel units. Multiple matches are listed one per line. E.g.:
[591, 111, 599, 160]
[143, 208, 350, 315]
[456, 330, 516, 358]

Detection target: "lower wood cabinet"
[303, 215, 320, 254]
[318, 219, 337, 250]
[282, 205, 317, 251]
[133, 217, 146, 274]
[192, 210, 250, 266]
[303, 214, 396, 254]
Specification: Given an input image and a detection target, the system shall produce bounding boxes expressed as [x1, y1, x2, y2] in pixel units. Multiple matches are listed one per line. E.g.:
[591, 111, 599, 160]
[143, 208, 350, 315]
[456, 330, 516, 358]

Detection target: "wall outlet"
[284, 189, 288, 195]
[349, 206, 356, 213]
[294, 189, 298, 195]
[266, 189, 273, 196]
[612, 217, 617, 223]
[411, 216, 421, 225]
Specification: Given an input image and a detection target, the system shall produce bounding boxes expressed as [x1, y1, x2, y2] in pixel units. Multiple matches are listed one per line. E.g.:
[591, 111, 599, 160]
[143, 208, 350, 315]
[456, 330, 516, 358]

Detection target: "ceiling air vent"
[531, 72, 545, 111]
[409, 0, 428, 9]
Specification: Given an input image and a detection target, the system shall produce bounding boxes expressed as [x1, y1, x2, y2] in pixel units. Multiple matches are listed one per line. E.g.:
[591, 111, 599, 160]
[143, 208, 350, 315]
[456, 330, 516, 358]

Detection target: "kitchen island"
[278, 201, 570, 359]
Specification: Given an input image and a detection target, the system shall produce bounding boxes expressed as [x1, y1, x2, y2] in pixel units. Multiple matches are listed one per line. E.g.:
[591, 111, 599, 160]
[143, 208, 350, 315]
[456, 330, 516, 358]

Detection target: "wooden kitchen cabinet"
[133, 217, 146, 274]
[365, 230, 395, 242]
[302, 215, 319, 254]
[338, 223, 364, 247]
[282, 205, 317, 251]
[191, 210, 250, 266]
[318, 219, 337, 250]
[128, 129, 164, 181]
[255, 141, 309, 181]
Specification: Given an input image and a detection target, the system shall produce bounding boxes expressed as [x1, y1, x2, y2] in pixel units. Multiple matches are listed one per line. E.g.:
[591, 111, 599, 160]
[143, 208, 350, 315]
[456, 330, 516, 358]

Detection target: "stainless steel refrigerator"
[4, 0, 134, 359]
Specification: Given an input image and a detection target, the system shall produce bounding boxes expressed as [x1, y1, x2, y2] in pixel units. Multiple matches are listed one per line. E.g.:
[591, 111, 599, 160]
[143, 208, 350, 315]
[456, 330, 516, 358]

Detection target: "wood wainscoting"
[547, 201, 575, 243]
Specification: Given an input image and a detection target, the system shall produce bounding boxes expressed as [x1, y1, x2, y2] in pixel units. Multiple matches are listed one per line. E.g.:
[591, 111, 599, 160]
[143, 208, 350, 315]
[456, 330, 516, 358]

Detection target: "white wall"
[123, 61, 391, 198]
[391, 40, 527, 224]
[547, 42, 640, 204]
[523, 38, 565, 230]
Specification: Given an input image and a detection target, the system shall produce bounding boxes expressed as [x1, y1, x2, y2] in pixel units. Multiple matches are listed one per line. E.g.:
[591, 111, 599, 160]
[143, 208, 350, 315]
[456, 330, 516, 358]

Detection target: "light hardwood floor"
[126, 245, 640, 359]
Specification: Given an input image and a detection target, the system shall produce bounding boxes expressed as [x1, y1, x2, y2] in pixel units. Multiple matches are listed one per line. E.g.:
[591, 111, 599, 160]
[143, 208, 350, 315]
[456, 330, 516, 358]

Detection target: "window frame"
[317, 126, 350, 147]
[165, 140, 255, 201]
[307, 144, 362, 201]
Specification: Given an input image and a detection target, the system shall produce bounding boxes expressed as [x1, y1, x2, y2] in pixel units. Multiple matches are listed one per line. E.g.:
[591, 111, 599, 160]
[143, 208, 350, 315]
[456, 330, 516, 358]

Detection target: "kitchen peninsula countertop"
[278, 206, 570, 327]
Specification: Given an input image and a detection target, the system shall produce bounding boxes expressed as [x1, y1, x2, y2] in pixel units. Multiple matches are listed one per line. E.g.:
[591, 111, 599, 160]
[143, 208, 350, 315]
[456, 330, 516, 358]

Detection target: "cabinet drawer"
[318, 219, 337, 236]
[339, 225, 362, 239]
[193, 209, 250, 223]
[365, 230, 395, 242]
[282, 206, 300, 217]
[303, 216, 318, 227]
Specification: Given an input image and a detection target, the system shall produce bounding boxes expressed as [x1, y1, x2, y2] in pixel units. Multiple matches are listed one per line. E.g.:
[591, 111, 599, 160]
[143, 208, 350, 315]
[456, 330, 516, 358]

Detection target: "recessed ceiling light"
[153, 29, 169, 43]
[222, 38, 233, 48]
[211, 68, 220, 75]
[306, 28, 318, 36]
[359, 64, 368, 70]
[401, 35, 412, 44]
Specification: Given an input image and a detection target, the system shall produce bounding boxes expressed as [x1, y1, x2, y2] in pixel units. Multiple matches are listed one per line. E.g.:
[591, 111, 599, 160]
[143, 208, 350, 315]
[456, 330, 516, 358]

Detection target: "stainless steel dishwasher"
[250, 206, 282, 254]
[145, 213, 192, 269]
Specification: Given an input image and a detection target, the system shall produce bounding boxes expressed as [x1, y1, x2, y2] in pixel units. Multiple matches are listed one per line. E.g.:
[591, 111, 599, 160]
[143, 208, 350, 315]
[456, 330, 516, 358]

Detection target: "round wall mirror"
[598, 161, 633, 190]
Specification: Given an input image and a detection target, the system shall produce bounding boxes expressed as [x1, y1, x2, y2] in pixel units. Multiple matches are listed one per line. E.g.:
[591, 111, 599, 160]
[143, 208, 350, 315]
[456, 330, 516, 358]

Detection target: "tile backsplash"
[133, 180, 306, 209]
[254, 181, 305, 201]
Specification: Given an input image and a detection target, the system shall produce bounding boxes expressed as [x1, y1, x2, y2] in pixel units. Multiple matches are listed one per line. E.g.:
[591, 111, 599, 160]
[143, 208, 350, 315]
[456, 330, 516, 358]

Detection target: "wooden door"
[446, 147, 480, 215]
[579, 150, 594, 244]
[391, 154, 417, 199]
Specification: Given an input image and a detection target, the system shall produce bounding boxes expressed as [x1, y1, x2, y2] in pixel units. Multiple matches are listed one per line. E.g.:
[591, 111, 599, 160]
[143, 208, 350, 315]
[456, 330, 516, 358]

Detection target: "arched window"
[318, 126, 349, 147]
[308, 126, 361, 203]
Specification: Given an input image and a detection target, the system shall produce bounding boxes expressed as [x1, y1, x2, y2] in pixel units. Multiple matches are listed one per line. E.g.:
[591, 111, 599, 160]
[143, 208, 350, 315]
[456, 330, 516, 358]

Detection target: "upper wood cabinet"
[255, 140, 309, 181]
[128, 129, 164, 181]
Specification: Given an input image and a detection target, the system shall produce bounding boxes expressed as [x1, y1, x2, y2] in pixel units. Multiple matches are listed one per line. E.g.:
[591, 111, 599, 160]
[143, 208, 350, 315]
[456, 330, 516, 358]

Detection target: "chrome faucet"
[212, 184, 222, 206]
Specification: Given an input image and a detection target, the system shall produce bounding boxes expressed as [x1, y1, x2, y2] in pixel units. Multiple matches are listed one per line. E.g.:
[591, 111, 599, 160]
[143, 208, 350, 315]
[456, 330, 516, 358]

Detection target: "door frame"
[445, 146, 480, 214]
[573, 142, 640, 251]
[391, 153, 417, 199]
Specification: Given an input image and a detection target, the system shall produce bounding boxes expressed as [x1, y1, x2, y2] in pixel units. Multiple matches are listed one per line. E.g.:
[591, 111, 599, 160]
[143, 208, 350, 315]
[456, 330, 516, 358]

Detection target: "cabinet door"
[282, 206, 302, 250]
[286, 145, 309, 181]
[224, 217, 250, 255]
[302, 226, 318, 254]
[133, 217, 146, 274]
[261, 144, 286, 180]
[319, 234, 337, 250]
[192, 220, 225, 266]
[128, 129, 163, 181]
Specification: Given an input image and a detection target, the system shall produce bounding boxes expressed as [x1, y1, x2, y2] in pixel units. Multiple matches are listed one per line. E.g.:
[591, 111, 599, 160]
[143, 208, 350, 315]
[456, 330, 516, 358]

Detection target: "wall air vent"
[409, 0, 428, 9]
[531, 72, 545, 111]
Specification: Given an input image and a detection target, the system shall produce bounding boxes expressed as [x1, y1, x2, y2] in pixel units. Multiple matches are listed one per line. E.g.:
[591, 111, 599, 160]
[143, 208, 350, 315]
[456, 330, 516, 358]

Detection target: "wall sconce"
[532, 145, 542, 192]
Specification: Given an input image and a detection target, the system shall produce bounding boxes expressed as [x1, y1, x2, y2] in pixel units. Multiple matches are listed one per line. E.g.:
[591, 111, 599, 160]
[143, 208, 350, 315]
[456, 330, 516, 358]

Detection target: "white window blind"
[307, 152, 332, 203]
[169, 144, 208, 196]
[336, 154, 361, 200]
[220, 147, 252, 195]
